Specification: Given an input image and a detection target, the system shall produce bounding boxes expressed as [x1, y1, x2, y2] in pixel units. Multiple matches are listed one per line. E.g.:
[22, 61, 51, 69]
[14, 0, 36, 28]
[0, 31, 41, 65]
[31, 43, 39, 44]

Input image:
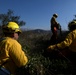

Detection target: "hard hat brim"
[15, 28, 22, 33]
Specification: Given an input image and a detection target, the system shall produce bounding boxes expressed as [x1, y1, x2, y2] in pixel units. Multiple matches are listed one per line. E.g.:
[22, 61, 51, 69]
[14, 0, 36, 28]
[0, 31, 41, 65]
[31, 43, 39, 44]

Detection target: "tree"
[73, 15, 76, 21]
[0, 9, 26, 26]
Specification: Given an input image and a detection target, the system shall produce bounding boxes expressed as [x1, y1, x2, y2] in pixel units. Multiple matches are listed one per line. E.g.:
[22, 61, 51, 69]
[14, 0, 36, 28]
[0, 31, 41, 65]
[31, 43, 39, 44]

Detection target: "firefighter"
[0, 22, 28, 75]
[50, 13, 59, 44]
[47, 20, 76, 73]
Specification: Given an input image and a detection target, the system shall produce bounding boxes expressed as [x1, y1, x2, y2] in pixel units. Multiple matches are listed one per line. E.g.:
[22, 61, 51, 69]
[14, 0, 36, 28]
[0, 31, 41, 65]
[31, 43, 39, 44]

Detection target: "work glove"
[47, 45, 56, 52]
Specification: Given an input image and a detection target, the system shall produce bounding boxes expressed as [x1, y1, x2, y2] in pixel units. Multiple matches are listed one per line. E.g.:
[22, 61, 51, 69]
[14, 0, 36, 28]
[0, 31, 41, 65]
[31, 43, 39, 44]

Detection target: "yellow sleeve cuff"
[48, 45, 57, 50]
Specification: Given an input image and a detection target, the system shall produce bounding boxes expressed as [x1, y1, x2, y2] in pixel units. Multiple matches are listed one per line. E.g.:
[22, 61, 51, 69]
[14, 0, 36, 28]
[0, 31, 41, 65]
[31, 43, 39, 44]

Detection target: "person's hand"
[47, 46, 53, 52]
[54, 27, 57, 31]
[47, 45, 56, 52]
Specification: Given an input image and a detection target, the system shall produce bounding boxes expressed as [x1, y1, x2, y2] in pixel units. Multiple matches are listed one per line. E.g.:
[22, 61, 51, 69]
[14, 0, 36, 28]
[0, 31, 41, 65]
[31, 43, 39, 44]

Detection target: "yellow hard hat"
[3, 22, 21, 33]
[68, 20, 76, 31]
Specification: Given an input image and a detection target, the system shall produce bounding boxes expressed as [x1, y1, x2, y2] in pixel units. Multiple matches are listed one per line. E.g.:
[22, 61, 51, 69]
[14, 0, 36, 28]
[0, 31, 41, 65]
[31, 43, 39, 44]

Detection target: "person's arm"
[47, 31, 74, 51]
[9, 41, 28, 67]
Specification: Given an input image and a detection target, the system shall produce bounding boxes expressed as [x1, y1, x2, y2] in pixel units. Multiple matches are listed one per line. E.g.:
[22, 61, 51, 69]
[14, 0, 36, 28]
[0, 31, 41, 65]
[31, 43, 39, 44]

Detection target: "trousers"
[0, 67, 10, 75]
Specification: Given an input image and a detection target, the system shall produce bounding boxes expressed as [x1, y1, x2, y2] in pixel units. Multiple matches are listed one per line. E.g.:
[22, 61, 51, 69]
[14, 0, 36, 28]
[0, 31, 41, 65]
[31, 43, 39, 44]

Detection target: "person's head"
[53, 13, 58, 18]
[2, 22, 21, 40]
[68, 20, 76, 31]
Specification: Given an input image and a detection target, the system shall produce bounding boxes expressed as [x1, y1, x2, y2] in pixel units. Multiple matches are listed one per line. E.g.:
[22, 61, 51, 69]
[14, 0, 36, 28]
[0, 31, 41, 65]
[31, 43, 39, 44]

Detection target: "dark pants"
[50, 29, 58, 44]
[0, 67, 10, 75]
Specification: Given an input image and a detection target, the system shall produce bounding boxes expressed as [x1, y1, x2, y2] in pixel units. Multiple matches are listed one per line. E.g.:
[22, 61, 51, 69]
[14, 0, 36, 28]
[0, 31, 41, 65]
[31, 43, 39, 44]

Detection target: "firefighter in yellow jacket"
[47, 20, 76, 66]
[50, 13, 59, 44]
[0, 22, 28, 75]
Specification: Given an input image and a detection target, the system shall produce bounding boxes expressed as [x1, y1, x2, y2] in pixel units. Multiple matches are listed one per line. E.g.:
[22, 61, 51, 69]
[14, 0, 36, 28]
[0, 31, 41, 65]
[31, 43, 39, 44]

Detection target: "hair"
[3, 32, 14, 37]
[53, 14, 58, 18]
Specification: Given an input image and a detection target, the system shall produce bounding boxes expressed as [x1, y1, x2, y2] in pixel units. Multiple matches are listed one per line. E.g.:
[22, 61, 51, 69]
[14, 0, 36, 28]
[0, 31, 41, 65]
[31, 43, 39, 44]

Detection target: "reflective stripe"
[1, 67, 10, 75]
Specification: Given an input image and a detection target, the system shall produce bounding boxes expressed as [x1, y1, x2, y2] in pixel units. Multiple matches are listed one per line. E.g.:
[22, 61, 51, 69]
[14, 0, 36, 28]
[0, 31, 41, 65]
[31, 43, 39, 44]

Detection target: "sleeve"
[9, 41, 28, 67]
[48, 31, 74, 50]
[56, 31, 73, 49]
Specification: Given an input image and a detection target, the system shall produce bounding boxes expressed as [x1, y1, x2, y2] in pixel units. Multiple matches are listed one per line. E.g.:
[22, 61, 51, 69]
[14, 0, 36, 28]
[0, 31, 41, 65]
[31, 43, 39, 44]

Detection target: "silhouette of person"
[50, 13, 59, 44]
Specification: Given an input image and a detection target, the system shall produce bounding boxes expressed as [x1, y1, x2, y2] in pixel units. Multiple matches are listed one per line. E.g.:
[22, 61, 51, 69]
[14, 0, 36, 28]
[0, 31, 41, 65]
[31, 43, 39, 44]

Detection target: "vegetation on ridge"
[18, 30, 73, 75]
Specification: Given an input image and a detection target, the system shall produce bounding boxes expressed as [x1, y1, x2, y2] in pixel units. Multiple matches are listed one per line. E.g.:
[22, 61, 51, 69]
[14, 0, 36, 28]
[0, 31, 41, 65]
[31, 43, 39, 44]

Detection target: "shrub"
[18, 30, 73, 75]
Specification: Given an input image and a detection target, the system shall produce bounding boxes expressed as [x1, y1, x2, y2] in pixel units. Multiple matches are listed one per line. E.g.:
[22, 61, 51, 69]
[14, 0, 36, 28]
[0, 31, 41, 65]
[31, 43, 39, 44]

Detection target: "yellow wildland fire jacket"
[48, 29, 76, 52]
[0, 37, 28, 74]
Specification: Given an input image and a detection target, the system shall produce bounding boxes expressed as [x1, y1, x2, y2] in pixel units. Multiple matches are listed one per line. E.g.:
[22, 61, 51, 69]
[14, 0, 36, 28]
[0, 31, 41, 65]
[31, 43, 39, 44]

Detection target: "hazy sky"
[0, 0, 76, 30]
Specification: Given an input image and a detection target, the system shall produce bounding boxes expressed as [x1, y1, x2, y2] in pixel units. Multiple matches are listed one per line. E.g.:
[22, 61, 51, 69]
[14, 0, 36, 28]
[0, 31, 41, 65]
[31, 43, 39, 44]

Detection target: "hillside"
[0, 29, 72, 75]
[18, 29, 73, 75]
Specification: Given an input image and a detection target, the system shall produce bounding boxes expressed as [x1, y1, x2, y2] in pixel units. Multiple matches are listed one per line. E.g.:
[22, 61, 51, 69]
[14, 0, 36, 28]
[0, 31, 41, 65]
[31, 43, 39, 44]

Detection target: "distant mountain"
[31, 29, 50, 33]
[21, 28, 70, 39]
[22, 29, 69, 34]
[22, 29, 51, 33]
